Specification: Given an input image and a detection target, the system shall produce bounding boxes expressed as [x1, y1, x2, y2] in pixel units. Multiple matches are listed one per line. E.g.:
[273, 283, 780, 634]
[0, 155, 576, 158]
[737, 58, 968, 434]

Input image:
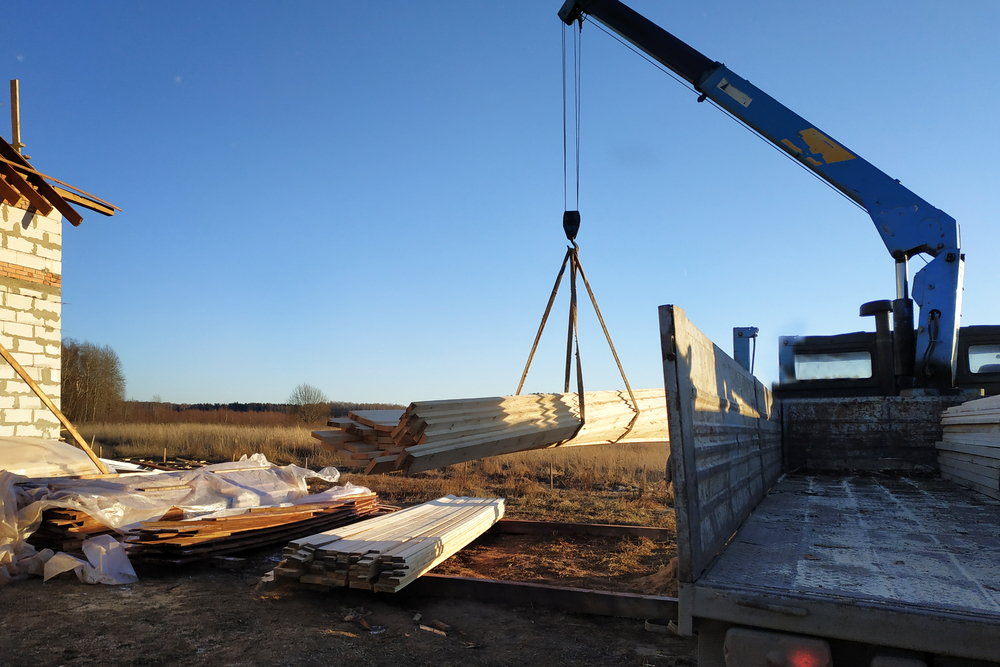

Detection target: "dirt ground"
[434, 531, 679, 597]
[0, 543, 696, 667]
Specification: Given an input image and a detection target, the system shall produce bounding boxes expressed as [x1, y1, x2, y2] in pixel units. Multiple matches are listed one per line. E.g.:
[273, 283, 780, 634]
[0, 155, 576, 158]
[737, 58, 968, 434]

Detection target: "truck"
[558, 1, 1000, 664]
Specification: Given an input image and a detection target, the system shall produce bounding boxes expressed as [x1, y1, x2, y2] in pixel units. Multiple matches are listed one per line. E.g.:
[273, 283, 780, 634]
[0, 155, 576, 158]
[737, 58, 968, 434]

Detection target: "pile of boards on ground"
[28, 507, 177, 553]
[311, 389, 668, 475]
[937, 394, 1000, 500]
[273, 495, 504, 592]
[125, 491, 382, 564]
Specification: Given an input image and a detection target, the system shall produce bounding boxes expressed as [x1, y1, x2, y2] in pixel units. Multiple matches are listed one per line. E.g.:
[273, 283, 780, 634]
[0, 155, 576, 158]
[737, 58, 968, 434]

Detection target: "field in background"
[78, 422, 332, 467]
[78, 422, 673, 526]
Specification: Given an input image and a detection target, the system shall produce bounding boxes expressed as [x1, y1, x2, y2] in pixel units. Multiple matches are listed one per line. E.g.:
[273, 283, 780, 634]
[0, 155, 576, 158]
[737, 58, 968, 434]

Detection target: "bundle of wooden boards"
[27, 507, 134, 553]
[312, 389, 668, 475]
[937, 395, 1000, 500]
[124, 492, 381, 564]
[311, 410, 405, 465]
[274, 495, 504, 592]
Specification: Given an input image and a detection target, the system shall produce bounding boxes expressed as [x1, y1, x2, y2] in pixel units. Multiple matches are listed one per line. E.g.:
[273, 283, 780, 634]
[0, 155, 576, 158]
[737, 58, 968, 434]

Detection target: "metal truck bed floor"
[699, 473, 1000, 619]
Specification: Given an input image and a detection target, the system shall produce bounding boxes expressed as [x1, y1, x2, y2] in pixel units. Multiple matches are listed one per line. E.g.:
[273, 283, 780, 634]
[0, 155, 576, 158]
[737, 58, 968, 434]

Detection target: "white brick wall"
[1, 202, 63, 440]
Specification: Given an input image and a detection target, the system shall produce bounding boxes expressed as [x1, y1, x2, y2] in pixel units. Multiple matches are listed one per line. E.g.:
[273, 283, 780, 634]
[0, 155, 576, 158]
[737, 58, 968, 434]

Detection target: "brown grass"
[77, 422, 342, 468]
[78, 423, 673, 526]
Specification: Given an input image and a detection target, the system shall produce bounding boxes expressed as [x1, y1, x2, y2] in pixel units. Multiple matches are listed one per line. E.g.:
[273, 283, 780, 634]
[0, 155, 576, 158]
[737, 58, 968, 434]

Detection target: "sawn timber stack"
[312, 389, 668, 475]
[311, 409, 406, 467]
[124, 491, 381, 564]
[274, 495, 504, 592]
[937, 394, 1000, 500]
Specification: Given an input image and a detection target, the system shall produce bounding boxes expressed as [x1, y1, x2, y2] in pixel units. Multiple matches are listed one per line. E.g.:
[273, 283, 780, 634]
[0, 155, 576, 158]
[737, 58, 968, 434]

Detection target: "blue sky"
[8, 1, 999, 405]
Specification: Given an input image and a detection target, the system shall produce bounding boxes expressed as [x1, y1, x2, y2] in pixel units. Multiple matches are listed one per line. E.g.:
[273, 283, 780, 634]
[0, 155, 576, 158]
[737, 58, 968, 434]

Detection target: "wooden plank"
[0, 161, 52, 216]
[938, 459, 999, 489]
[365, 455, 398, 475]
[944, 395, 1000, 414]
[402, 421, 581, 474]
[0, 135, 82, 225]
[491, 519, 674, 541]
[400, 574, 678, 621]
[310, 430, 360, 444]
[939, 461, 999, 491]
[348, 410, 405, 430]
[937, 449, 1000, 471]
[941, 470, 1000, 501]
[936, 440, 1000, 459]
[288, 496, 502, 593]
[0, 339, 109, 474]
[0, 173, 21, 205]
[939, 433, 1000, 449]
[341, 441, 378, 454]
[49, 185, 115, 216]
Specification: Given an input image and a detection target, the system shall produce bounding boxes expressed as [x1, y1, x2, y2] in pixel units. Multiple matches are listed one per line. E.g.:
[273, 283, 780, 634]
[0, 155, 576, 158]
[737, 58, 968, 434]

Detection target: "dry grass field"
[78, 422, 673, 527]
[78, 422, 332, 467]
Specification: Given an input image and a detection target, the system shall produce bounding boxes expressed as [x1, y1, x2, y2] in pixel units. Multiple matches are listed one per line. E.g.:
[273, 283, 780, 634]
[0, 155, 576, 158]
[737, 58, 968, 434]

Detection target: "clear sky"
[7, 1, 999, 405]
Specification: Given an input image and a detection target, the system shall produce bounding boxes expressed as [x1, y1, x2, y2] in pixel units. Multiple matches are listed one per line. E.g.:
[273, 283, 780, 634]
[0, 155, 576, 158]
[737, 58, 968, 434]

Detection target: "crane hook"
[563, 210, 581, 243]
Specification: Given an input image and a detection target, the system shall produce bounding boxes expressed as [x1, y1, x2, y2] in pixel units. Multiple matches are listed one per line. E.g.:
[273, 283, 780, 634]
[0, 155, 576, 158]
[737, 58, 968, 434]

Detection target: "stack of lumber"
[311, 410, 406, 468]
[383, 393, 584, 475]
[312, 389, 668, 476]
[274, 495, 504, 593]
[27, 507, 128, 553]
[937, 395, 1000, 500]
[124, 492, 381, 564]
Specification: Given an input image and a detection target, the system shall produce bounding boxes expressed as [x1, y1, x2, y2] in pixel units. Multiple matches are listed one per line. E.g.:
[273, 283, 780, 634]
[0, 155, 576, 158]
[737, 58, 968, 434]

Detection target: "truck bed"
[659, 305, 1000, 659]
[700, 473, 1000, 621]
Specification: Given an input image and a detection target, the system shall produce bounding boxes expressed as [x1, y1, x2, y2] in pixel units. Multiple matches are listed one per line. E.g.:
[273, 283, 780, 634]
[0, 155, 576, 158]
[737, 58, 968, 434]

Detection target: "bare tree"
[61, 339, 126, 422]
[288, 383, 330, 424]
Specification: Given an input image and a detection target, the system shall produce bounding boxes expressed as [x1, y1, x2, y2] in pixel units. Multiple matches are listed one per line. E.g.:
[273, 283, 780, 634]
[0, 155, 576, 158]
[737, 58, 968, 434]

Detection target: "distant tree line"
[148, 402, 290, 413]
[328, 401, 404, 417]
[61, 349, 403, 425]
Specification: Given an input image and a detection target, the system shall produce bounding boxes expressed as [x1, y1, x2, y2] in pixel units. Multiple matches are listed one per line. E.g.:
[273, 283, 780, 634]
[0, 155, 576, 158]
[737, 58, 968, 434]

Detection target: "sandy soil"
[0, 545, 696, 667]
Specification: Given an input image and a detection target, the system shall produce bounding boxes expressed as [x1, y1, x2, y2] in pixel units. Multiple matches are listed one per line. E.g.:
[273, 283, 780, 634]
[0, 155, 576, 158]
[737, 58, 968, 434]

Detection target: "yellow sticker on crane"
[798, 128, 855, 164]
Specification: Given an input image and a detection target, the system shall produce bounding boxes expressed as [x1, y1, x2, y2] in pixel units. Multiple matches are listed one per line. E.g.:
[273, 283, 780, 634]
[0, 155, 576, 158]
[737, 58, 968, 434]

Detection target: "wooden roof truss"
[0, 135, 118, 225]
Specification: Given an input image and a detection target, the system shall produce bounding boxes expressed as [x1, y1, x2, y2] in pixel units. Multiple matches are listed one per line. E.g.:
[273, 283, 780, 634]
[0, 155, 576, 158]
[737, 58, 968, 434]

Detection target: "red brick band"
[0, 260, 60, 288]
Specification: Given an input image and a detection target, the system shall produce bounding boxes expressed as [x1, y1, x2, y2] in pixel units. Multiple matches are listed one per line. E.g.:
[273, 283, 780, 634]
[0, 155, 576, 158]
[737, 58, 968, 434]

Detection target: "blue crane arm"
[559, 0, 963, 385]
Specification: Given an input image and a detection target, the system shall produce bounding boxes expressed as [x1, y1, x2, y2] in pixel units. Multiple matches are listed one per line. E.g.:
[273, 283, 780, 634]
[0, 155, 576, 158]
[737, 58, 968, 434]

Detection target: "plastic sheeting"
[0, 437, 102, 478]
[0, 454, 349, 586]
[43, 535, 138, 585]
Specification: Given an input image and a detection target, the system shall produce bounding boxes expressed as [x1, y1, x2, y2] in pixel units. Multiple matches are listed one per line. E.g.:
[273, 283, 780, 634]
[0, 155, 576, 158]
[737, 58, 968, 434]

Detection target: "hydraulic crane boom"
[559, 0, 964, 388]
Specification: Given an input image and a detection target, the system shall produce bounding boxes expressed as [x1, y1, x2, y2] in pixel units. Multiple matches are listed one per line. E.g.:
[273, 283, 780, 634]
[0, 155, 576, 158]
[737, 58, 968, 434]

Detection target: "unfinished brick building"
[0, 83, 116, 442]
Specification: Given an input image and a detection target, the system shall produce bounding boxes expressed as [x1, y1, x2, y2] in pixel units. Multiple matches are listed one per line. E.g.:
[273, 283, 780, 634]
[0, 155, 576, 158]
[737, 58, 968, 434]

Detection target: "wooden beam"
[0, 136, 82, 226]
[0, 161, 52, 216]
[491, 519, 675, 541]
[50, 186, 115, 216]
[402, 574, 679, 621]
[0, 173, 21, 205]
[0, 154, 119, 213]
[0, 339, 110, 474]
[9, 80, 22, 154]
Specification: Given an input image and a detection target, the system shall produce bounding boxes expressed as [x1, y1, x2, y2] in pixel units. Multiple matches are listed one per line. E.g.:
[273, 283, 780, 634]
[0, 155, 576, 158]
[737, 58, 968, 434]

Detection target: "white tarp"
[0, 454, 348, 586]
[0, 437, 102, 478]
